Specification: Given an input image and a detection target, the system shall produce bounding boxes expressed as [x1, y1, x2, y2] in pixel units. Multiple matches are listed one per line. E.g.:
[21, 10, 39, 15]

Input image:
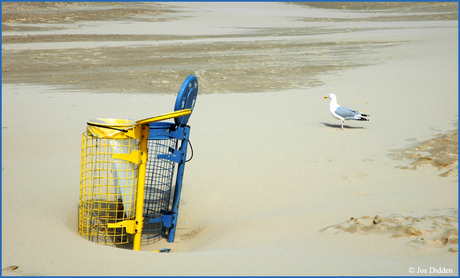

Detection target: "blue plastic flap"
[174, 75, 198, 126]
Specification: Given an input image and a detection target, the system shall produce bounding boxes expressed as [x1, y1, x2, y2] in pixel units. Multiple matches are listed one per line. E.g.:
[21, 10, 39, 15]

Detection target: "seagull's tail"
[357, 117, 369, 122]
[360, 113, 370, 117]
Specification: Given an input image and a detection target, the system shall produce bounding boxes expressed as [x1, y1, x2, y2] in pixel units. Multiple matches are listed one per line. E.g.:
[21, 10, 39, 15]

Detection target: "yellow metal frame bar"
[132, 124, 149, 251]
[112, 149, 148, 165]
[121, 109, 191, 141]
[135, 109, 191, 126]
[107, 124, 149, 250]
[107, 220, 137, 234]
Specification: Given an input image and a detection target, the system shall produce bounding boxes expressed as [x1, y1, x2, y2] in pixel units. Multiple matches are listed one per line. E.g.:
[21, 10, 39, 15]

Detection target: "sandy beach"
[2, 2, 458, 276]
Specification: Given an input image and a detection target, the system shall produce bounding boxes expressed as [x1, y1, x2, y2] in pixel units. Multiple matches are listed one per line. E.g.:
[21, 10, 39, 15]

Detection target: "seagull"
[324, 94, 369, 130]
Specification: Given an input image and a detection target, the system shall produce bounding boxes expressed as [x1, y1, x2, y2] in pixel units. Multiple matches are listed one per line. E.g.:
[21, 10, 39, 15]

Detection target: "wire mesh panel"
[79, 133, 140, 245]
[141, 122, 191, 244]
[142, 134, 178, 243]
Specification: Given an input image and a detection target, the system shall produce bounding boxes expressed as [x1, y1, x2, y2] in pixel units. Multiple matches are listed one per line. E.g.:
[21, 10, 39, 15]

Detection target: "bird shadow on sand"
[320, 122, 366, 129]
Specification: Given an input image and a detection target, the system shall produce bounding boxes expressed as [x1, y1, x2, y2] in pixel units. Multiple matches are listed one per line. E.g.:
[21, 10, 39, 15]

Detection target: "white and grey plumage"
[324, 93, 369, 130]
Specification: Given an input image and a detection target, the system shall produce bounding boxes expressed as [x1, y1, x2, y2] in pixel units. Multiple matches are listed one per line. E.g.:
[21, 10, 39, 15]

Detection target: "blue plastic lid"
[174, 75, 198, 126]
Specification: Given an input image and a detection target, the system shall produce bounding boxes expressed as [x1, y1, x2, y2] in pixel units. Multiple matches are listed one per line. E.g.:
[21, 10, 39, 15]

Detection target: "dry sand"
[1, 2, 458, 276]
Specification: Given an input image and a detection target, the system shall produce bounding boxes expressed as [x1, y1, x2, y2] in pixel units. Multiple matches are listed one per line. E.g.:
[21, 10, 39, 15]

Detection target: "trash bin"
[78, 74, 197, 250]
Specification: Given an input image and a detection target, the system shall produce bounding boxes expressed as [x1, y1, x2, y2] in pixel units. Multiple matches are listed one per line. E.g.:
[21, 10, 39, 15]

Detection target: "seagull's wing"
[335, 106, 365, 120]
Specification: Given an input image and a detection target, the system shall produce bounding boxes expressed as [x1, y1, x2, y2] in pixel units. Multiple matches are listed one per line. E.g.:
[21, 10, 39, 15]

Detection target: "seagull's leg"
[341, 120, 344, 130]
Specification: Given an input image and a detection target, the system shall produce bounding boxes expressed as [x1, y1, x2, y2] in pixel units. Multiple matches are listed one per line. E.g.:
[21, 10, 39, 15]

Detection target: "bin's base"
[79, 200, 135, 245]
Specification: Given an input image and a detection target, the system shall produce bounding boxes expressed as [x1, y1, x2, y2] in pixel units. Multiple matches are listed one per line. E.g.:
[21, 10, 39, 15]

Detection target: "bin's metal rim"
[87, 118, 135, 128]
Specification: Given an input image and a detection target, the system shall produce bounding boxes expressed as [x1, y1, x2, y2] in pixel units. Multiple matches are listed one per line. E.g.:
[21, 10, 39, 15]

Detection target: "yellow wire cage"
[79, 119, 140, 245]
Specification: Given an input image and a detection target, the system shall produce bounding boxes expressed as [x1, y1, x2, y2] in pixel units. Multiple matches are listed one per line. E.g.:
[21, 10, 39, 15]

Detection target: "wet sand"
[2, 2, 458, 95]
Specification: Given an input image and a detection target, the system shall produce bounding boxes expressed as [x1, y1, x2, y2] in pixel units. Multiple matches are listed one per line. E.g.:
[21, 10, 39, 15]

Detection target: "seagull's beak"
[324, 96, 328, 99]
